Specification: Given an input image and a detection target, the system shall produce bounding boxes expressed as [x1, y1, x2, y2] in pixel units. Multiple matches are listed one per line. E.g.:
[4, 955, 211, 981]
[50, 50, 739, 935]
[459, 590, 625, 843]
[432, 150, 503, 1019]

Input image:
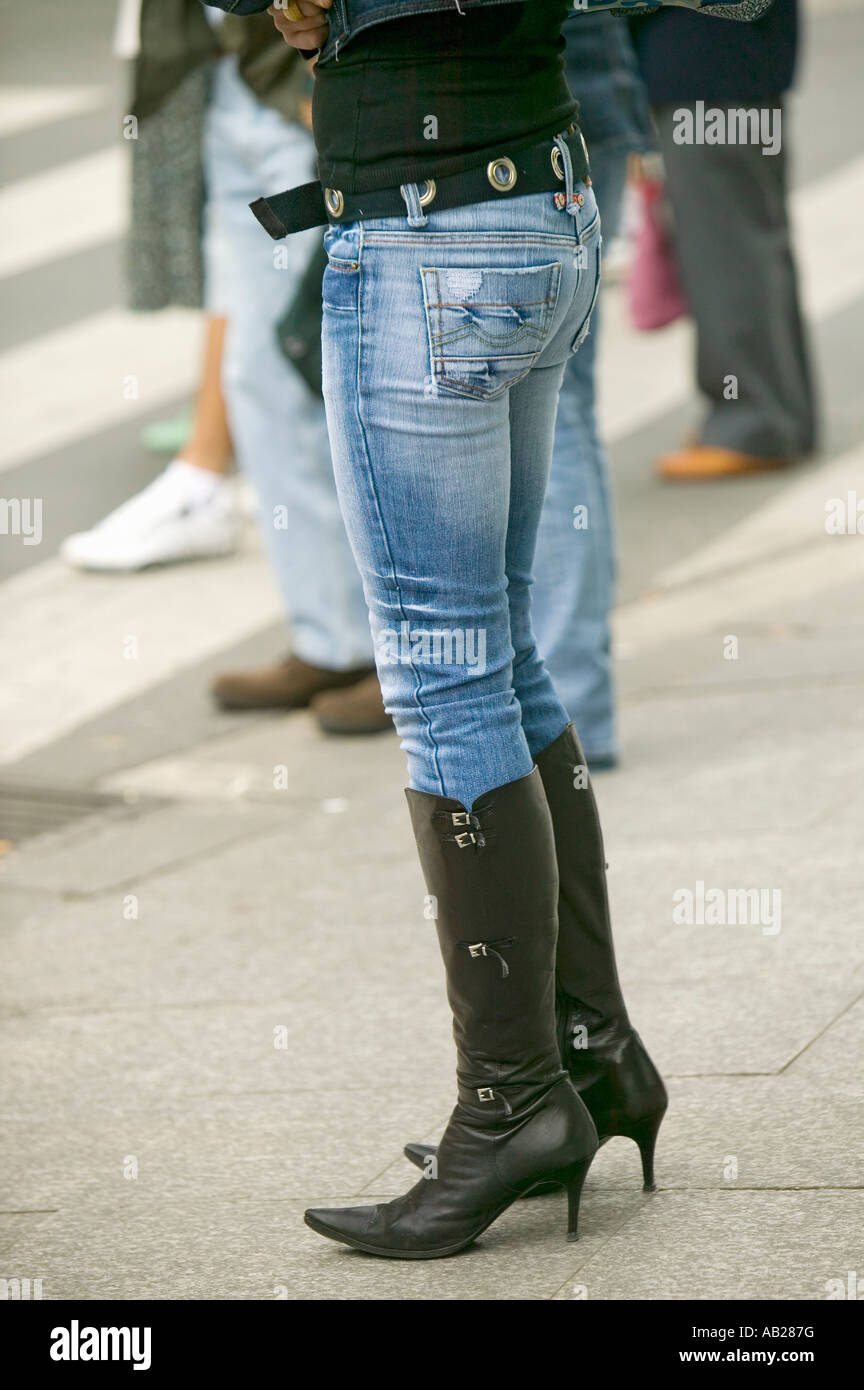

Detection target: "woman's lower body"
[305, 156, 665, 1257]
[321, 183, 601, 807]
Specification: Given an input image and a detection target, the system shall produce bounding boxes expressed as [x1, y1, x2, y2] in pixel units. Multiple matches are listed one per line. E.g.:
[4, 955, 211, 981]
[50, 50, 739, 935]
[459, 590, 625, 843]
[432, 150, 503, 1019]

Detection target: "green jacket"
[132, 0, 309, 123]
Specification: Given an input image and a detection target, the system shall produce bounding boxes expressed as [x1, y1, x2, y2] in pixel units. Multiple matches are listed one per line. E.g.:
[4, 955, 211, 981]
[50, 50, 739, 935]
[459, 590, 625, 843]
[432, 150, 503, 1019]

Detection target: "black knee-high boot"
[537, 723, 667, 1189]
[304, 767, 598, 1259]
[405, 724, 667, 1192]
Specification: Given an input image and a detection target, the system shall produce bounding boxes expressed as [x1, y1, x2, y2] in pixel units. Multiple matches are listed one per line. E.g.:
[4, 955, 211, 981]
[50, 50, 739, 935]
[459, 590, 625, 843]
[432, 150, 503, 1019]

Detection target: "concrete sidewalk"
[2, 448, 862, 1301]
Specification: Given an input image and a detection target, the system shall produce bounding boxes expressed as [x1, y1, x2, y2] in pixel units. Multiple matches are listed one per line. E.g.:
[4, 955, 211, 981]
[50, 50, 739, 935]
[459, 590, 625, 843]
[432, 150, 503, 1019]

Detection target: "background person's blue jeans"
[203, 56, 372, 670]
[321, 181, 602, 810]
[533, 149, 629, 763]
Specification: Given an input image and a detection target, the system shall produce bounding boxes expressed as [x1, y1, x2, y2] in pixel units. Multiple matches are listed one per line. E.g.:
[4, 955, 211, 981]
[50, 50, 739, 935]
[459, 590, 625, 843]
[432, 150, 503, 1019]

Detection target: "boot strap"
[436, 809, 487, 849]
[458, 937, 516, 978]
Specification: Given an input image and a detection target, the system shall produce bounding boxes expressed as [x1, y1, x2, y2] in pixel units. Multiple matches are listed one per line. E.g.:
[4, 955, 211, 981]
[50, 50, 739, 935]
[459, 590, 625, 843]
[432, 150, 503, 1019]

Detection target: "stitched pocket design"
[421, 261, 562, 400]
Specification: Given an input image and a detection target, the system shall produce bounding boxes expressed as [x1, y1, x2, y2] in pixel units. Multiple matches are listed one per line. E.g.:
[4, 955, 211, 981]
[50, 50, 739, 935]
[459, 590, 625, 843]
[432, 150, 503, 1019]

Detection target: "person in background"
[533, 11, 653, 769]
[63, 312, 238, 569]
[629, 0, 817, 479]
[64, 1, 388, 734]
[64, 1, 237, 571]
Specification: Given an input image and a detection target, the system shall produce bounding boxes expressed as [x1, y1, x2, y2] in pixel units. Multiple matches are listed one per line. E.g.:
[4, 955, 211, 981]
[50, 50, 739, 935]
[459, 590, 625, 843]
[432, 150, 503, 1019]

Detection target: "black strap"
[249, 127, 590, 241]
[249, 181, 325, 241]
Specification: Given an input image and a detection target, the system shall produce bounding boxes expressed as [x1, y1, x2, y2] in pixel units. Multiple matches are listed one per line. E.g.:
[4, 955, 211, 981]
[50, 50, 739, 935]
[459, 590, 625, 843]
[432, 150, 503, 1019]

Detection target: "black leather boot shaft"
[537, 724, 667, 1156]
[405, 766, 565, 1108]
[535, 723, 628, 1025]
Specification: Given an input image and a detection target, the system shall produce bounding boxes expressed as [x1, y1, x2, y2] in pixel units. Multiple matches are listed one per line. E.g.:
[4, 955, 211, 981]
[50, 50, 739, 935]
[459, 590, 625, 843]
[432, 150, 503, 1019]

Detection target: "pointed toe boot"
[303, 767, 598, 1258]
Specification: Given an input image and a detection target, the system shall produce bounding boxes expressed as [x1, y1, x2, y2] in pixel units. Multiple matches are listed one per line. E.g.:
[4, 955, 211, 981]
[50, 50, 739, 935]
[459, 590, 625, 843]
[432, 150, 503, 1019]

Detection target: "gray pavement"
[1, 0, 863, 1301]
[2, 543, 862, 1298]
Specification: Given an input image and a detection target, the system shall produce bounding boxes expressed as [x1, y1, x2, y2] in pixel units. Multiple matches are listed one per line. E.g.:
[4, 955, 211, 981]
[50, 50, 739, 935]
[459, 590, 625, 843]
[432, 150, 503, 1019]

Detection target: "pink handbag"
[626, 178, 688, 332]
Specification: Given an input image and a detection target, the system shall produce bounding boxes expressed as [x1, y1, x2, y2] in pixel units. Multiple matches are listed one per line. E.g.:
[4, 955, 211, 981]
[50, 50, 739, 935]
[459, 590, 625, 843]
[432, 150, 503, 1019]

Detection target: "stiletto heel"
[624, 1109, 666, 1192]
[564, 1153, 594, 1242]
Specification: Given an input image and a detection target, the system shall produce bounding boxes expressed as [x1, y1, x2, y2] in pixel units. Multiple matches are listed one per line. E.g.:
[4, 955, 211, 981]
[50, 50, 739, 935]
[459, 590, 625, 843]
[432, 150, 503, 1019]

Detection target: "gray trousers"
[655, 100, 816, 459]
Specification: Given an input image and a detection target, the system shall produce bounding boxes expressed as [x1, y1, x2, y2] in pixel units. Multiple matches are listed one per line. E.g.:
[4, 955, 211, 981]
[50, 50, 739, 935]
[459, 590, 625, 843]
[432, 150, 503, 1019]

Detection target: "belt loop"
[399, 182, 429, 229]
[552, 134, 579, 219]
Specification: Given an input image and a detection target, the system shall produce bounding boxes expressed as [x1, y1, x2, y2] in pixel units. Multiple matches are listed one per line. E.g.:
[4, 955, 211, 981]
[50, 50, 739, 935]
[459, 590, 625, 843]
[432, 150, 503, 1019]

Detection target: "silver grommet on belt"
[324, 187, 344, 218]
[550, 146, 564, 181]
[487, 156, 517, 192]
[418, 178, 437, 208]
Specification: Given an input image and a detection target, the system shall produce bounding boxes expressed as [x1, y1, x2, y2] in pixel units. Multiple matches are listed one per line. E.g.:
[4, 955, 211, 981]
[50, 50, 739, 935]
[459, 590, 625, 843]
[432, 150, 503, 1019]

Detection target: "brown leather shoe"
[312, 672, 394, 736]
[656, 445, 787, 480]
[210, 655, 374, 711]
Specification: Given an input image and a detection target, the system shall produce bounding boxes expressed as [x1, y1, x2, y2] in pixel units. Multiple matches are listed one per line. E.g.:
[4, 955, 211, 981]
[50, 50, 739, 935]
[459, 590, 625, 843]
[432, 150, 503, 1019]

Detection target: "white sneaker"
[61, 460, 238, 572]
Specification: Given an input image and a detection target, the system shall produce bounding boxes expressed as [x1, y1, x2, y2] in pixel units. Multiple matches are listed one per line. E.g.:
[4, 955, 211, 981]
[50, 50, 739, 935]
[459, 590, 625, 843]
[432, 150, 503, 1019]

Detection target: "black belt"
[249, 126, 591, 241]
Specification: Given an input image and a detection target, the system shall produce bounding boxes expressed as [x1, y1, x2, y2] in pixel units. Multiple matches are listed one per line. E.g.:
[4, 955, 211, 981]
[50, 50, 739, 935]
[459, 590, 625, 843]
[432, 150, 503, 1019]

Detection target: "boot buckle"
[459, 936, 515, 977]
[441, 811, 485, 848]
[476, 1087, 495, 1103]
[454, 830, 477, 848]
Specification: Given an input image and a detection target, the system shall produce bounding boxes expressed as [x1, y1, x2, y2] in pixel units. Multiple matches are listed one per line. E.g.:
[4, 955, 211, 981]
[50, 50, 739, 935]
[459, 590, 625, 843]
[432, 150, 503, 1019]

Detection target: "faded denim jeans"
[321, 158, 602, 808]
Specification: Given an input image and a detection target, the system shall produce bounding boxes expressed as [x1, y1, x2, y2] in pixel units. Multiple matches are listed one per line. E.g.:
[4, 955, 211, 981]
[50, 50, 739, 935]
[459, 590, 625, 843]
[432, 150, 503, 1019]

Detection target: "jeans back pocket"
[420, 261, 562, 401]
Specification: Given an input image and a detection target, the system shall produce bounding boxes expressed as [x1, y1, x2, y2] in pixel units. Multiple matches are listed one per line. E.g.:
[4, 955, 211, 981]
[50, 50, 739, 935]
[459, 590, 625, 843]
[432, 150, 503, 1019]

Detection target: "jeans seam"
[361, 234, 582, 248]
[350, 235, 445, 794]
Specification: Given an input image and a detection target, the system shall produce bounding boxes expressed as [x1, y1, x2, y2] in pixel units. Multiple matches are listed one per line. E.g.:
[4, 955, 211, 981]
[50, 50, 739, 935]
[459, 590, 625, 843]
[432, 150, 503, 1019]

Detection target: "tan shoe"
[656, 445, 787, 480]
[312, 672, 394, 736]
[210, 655, 374, 711]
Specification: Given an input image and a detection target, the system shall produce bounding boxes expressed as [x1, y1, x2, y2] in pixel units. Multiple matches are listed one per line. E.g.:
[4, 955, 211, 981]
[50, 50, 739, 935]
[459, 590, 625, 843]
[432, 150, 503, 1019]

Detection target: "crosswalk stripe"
[0, 530, 282, 766]
[615, 440, 864, 655]
[0, 306, 201, 477]
[615, 518, 864, 660]
[0, 85, 107, 139]
[0, 147, 127, 280]
[655, 444, 864, 590]
[793, 155, 864, 319]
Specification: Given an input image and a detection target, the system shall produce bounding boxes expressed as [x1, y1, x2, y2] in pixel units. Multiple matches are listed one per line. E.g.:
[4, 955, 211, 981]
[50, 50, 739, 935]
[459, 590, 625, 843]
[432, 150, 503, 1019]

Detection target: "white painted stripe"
[793, 155, 864, 321]
[803, 0, 864, 15]
[100, 756, 285, 801]
[596, 292, 691, 444]
[0, 85, 108, 139]
[596, 154, 864, 444]
[615, 531, 864, 657]
[656, 444, 864, 589]
[0, 307, 201, 475]
[0, 529, 282, 766]
[614, 442, 864, 656]
[0, 147, 127, 280]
